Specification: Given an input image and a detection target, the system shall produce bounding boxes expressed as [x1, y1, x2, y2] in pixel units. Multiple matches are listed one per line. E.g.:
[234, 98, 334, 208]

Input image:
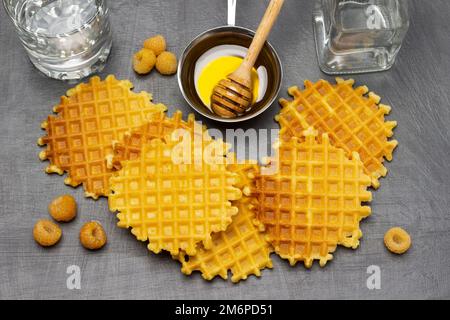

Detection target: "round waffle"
[277, 78, 397, 189]
[108, 138, 242, 256]
[253, 127, 372, 267]
[38, 75, 167, 199]
[178, 163, 273, 283]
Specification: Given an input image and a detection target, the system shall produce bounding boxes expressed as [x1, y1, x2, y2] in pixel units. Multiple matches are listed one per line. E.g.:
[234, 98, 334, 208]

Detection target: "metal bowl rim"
[177, 25, 283, 123]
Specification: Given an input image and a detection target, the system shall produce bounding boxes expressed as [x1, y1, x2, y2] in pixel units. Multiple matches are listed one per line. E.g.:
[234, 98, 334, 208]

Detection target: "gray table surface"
[0, 0, 449, 300]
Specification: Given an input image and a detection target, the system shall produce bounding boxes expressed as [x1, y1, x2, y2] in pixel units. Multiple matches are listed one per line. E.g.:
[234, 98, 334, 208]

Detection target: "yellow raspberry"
[48, 194, 77, 222]
[143, 35, 166, 56]
[79, 221, 107, 250]
[33, 219, 62, 247]
[156, 51, 178, 75]
[384, 227, 411, 254]
[133, 48, 156, 75]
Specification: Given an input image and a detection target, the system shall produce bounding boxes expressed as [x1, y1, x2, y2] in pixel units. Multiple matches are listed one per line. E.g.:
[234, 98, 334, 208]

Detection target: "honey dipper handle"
[243, 0, 284, 69]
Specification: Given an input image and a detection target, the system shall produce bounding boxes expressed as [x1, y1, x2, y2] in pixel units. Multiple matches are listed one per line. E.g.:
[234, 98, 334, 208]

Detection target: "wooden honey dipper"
[211, 0, 284, 118]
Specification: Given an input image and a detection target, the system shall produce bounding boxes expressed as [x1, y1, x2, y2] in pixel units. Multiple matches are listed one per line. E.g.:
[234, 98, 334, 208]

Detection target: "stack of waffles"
[38, 76, 397, 282]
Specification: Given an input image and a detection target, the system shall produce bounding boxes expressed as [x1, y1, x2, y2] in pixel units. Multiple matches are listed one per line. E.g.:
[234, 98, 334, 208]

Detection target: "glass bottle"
[313, 0, 409, 74]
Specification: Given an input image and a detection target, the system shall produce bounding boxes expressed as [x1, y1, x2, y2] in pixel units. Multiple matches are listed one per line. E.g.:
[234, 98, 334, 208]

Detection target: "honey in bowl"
[197, 56, 259, 108]
[194, 45, 268, 112]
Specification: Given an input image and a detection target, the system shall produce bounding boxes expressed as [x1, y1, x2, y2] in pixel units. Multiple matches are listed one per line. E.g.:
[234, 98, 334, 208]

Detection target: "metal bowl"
[178, 25, 283, 123]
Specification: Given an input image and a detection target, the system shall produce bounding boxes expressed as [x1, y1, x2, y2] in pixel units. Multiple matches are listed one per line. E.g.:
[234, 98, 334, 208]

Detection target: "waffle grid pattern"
[109, 139, 242, 256]
[38, 75, 166, 198]
[112, 111, 206, 169]
[179, 163, 273, 283]
[254, 128, 372, 267]
[278, 78, 397, 188]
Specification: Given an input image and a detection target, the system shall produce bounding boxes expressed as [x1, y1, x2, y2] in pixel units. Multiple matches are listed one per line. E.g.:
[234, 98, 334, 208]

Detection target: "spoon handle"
[228, 0, 237, 26]
[243, 0, 284, 69]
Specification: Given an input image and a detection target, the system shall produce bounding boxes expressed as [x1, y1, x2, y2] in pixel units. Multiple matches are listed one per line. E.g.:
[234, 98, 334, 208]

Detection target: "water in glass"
[4, 0, 112, 80]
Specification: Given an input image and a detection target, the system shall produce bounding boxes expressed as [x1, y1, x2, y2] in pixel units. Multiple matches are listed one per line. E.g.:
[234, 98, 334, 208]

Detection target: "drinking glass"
[313, 0, 409, 74]
[3, 0, 112, 80]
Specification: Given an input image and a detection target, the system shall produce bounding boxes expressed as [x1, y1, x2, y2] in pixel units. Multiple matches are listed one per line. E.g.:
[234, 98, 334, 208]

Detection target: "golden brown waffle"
[253, 127, 372, 267]
[110, 110, 207, 170]
[178, 162, 273, 283]
[38, 75, 166, 199]
[277, 78, 397, 189]
[108, 139, 242, 256]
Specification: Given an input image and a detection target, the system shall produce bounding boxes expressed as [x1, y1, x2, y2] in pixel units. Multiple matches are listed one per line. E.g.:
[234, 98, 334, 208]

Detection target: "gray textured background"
[0, 0, 449, 300]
